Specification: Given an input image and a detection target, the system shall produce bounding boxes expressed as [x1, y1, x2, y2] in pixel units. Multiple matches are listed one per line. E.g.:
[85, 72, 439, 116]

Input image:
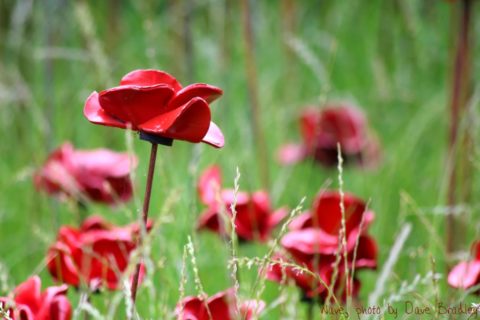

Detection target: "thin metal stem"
[130, 142, 158, 303]
[446, 0, 473, 257]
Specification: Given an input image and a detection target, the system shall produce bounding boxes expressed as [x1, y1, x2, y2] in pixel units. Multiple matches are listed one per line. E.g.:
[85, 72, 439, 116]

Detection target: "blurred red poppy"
[84, 69, 224, 148]
[448, 241, 480, 291]
[278, 103, 380, 168]
[34, 143, 137, 205]
[0, 276, 71, 320]
[197, 165, 288, 242]
[265, 190, 377, 300]
[175, 288, 265, 320]
[46, 215, 151, 290]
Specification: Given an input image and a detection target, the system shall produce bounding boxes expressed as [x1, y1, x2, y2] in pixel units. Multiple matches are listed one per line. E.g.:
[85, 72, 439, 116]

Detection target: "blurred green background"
[1, 0, 479, 318]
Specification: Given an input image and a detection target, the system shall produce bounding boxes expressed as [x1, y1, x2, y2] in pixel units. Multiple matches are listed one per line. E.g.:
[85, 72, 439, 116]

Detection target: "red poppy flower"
[265, 190, 377, 300]
[0, 276, 71, 320]
[84, 69, 224, 148]
[448, 241, 480, 290]
[46, 215, 151, 290]
[266, 254, 360, 300]
[175, 288, 265, 320]
[278, 104, 380, 168]
[196, 166, 288, 242]
[34, 143, 137, 205]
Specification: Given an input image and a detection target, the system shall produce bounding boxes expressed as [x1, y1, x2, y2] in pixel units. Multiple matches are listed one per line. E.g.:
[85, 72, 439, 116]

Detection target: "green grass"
[1, 0, 480, 319]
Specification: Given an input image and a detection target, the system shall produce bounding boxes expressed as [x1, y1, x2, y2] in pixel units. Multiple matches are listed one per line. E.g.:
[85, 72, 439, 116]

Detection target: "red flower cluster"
[0, 276, 71, 320]
[84, 69, 224, 148]
[266, 191, 377, 300]
[448, 241, 480, 291]
[34, 143, 136, 205]
[197, 166, 288, 242]
[278, 104, 380, 168]
[47, 215, 151, 290]
[176, 288, 264, 320]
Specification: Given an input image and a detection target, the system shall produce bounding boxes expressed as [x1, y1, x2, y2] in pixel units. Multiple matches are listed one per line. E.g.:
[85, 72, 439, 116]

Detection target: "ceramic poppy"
[84, 69, 224, 148]
[175, 288, 265, 320]
[196, 165, 288, 242]
[265, 190, 377, 301]
[448, 241, 480, 291]
[34, 143, 136, 205]
[46, 215, 151, 290]
[265, 254, 360, 300]
[0, 276, 71, 320]
[278, 103, 380, 168]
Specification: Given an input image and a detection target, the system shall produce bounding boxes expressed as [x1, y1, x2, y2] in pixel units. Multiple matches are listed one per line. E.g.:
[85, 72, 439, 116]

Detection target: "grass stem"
[241, 0, 270, 189]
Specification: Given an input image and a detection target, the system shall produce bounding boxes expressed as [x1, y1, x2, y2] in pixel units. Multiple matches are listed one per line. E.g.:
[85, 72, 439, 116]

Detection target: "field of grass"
[1, 0, 480, 319]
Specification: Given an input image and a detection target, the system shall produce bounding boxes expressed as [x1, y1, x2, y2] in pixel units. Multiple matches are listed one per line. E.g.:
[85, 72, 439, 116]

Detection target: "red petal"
[277, 143, 306, 165]
[300, 108, 320, 151]
[72, 148, 137, 178]
[139, 97, 211, 143]
[198, 165, 222, 205]
[202, 122, 224, 148]
[206, 289, 236, 319]
[350, 235, 377, 269]
[49, 295, 72, 320]
[176, 296, 207, 319]
[240, 300, 265, 320]
[448, 261, 480, 289]
[84, 91, 127, 129]
[312, 190, 366, 235]
[288, 212, 311, 230]
[14, 276, 41, 313]
[268, 207, 289, 229]
[472, 241, 480, 260]
[81, 215, 111, 231]
[167, 83, 222, 111]
[281, 228, 338, 256]
[46, 244, 80, 288]
[99, 84, 174, 127]
[318, 105, 367, 153]
[120, 69, 182, 91]
[197, 208, 224, 235]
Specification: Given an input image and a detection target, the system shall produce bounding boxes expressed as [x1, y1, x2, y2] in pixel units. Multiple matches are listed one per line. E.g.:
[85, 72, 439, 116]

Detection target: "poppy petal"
[14, 276, 41, 312]
[201, 121, 225, 148]
[268, 207, 289, 229]
[312, 191, 366, 235]
[207, 289, 236, 319]
[84, 92, 127, 129]
[72, 148, 138, 179]
[281, 228, 339, 256]
[50, 295, 72, 320]
[198, 165, 222, 205]
[448, 261, 480, 289]
[99, 84, 175, 127]
[120, 69, 182, 91]
[240, 300, 266, 320]
[139, 97, 211, 143]
[277, 143, 306, 165]
[167, 83, 223, 111]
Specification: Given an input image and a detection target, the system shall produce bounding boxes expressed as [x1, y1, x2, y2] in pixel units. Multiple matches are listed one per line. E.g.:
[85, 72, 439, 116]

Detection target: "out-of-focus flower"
[175, 288, 265, 320]
[265, 190, 377, 300]
[0, 276, 71, 320]
[278, 103, 380, 168]
[448, 242, 480, 290]
[46, 215, 151, 290]
[197, 165, 288, 242]
[84, 69, 224, 148]
[34, 143, 136, 205]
